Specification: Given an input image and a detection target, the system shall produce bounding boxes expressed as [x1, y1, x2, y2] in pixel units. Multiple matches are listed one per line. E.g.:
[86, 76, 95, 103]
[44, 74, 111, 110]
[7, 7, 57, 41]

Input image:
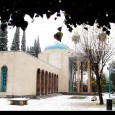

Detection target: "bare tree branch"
[71, 23, 115, 104]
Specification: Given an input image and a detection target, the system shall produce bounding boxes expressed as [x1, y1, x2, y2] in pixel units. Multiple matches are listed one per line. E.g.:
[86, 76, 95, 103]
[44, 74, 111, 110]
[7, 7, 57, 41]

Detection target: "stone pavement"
[0, 93, 115, 111]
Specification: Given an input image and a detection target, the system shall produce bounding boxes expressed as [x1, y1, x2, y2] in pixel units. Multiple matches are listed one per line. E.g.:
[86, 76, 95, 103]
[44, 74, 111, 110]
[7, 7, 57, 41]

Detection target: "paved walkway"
[0, 93, 115, 111]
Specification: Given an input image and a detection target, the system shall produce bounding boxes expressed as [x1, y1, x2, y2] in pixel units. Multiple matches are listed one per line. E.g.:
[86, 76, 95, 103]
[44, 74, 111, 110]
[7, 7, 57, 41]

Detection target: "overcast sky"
[7, 12, 115, 54]
[7, 12, 72, 51]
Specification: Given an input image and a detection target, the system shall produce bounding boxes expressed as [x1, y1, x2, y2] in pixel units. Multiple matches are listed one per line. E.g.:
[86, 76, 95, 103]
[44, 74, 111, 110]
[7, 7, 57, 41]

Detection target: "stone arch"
[54, 74, 57, 93]
[48, 72, 52, 94]
[56, 74, 59, 93]
[45, 71, 48, 95]
[51, 73, 54, 94]
[41, 70, 45, 95]
[36, 69, 59, 96]
[36, 68, 41, 96]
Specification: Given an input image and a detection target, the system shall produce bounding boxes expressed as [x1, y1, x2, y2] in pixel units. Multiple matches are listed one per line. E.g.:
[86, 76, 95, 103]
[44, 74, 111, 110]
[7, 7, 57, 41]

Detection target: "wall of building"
[38, 50, 62, 69]
[0, 52, 15, 97]
[59, 51, 69, 93]
[39, 49, 70, 93]
[0, 51, 61, 97]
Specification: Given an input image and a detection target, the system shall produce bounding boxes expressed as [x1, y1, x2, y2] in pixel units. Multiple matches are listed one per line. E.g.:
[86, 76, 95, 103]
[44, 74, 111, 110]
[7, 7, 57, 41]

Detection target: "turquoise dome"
[44, 42, 69, 51]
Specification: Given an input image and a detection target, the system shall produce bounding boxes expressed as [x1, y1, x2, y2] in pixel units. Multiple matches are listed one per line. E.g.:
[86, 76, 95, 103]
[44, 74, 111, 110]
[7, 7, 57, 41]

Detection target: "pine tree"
[0, 23, 8, 51]
[21, 30, 26, 51]
[10, 38, 15, 51]
[29, 46, 32, 54]
[34, 39, 37, 57]
[26, 46, 30, 54]
[31, 46, 36, 56]
[29, 46, 35, 56]
[34, 36, 41, 57]
[101, 73, 107, 93]
[10, 27, 20, 51]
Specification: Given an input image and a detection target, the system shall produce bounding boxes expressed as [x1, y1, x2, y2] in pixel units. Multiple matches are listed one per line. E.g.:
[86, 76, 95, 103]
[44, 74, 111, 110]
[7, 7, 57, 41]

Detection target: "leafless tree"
[72, 24, 115, 105]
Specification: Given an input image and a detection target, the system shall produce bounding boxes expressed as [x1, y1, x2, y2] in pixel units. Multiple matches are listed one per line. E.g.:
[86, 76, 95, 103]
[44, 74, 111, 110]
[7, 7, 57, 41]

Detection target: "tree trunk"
[96, 74, 104, 105]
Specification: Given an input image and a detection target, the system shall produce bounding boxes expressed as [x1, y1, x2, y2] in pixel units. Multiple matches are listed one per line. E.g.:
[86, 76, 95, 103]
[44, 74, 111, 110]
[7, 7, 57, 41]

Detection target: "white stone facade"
[0, 49, 70, 97]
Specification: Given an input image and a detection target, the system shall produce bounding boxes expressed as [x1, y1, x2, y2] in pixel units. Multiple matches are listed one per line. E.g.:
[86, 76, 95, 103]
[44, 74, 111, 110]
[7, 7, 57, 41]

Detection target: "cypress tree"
[31, 46, 36, 56]
[0, 23, 8, 51]
[10, 27, 20, 51]
[21, 30, 26, 51]
[34, 36, 41, 57]
[26, 46, 30, 54]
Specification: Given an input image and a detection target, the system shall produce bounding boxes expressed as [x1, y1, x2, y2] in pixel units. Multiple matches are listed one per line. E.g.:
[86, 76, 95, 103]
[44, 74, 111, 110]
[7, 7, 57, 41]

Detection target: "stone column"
[77, 58, 80, 93]
[39, 70, 41, 96]
[49, 74, 51, 94]
[41, 71, 44, 95]
[87, 60, 91, 94]
[47, 73, 49, 94]
[48, 74, 50, 94]
[51, 74, 53, 94]
[54, 76, 56, 93]
[56, 75, 58, 93]
[52, 74, 54, 94]
[45, 72, 48, 95]
[36, 70, 41, 96]
[43, 72, 45, 95]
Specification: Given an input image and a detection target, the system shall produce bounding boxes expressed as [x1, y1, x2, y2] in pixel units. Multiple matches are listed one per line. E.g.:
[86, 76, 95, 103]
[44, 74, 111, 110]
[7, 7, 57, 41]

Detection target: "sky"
[4, 13, 115, 86]
[7, 12, 115, 69]
[7, 12, 73, 51]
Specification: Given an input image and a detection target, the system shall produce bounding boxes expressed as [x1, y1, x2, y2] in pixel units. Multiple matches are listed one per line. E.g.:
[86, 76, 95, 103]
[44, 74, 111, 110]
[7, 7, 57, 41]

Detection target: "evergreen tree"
[28, 46, 31, 55]
[34, 36, 41, 57]
[21, 30, 26, 51]
[31, 46, 36, 56]
[91, 73, 108, 93]
[26, 46, 30, 54]
[29, 46, 32, 54]
[26, 36, 41, 57]
[101, 74, 107, 93]
[91, 74, 97, 92]
[10, 38, 15, 51]
[110, 73, 115, 91]
[10, 27, 20, 51]
[0, 23, 8, 51]
[109, 61, 115, 91]
[29, 46, 35, 56]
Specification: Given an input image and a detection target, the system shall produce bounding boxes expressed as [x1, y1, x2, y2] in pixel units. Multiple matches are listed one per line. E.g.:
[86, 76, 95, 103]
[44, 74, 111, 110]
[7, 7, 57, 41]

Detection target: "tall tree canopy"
[10, 27, 20, 51]
[21, 30, 26, 52]
[109, 61, 115, 91]
[72, 24, 114, 104]
[0, 23, 8, 51]
[0, 0, 115, 34]
[34, 37, 41, 58]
